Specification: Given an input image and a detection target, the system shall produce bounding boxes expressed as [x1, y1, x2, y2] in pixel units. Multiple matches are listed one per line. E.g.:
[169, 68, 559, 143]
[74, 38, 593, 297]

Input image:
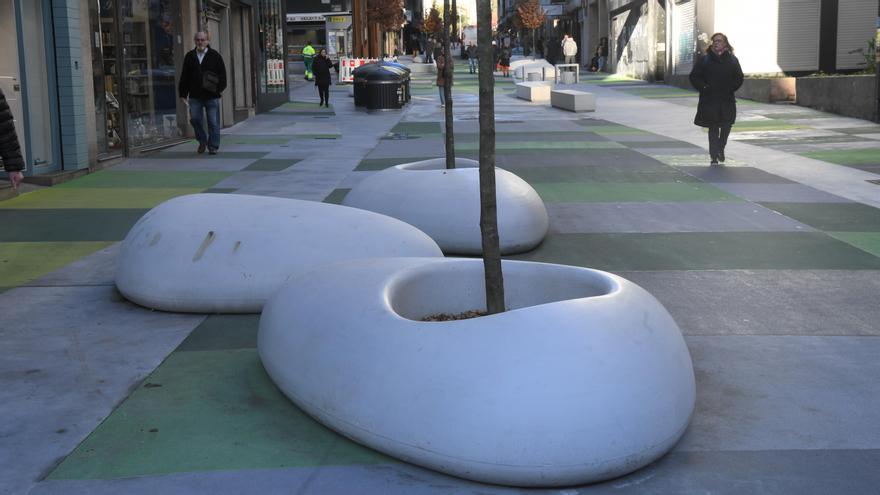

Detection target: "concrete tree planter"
[259, 257, 696, 487]
[735, 77, 796, 103]
[343, 158, 549, 254]
[115, 194, 442, 313]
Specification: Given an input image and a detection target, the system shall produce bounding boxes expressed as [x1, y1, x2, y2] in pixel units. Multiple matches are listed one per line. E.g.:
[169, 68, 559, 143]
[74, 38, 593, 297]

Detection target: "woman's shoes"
[718, 150, 725, 163]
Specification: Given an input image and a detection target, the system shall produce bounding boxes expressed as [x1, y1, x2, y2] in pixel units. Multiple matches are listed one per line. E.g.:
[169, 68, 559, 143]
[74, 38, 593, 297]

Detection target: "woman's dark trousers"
[318, 84, 330, 106]
[708, 126, 731, 160]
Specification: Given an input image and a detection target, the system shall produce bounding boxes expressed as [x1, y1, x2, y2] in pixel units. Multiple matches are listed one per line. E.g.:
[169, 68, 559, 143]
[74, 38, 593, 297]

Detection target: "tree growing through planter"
[442, 0, 456, 169]
[476, 0, 504, 313]
[516, 0, 545, 58]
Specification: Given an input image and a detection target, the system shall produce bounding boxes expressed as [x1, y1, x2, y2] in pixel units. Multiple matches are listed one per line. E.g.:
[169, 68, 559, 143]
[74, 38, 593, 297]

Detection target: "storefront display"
[90, 0, 182, 156]
[259, 0, 286, 94]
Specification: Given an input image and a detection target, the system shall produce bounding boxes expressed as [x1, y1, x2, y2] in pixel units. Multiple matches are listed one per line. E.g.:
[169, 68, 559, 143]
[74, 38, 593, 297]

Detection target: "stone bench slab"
[551, 89, 596, 112]
[516, 82, 552, 102]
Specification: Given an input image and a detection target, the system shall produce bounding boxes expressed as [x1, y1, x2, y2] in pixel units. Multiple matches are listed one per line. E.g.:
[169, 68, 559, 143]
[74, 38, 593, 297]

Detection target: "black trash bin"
[364, 64, 410, 110]
[379, 61, 411, 103]
[352, 63, 380, 107]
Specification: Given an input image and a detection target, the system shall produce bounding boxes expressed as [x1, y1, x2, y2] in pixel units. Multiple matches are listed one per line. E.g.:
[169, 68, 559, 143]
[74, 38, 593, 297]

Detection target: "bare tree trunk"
[443, 0, 455, 169]
[477, 0, 505, 313]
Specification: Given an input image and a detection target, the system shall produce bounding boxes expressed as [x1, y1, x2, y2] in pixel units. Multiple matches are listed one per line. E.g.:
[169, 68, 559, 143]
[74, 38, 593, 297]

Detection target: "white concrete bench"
[516, 82, 552, 102]
[551, 89, 596, 112]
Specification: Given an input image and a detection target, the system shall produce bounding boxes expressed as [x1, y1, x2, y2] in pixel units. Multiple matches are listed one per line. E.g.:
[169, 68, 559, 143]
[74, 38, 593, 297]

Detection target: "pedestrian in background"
[435, 48, 451, 107]
[302, 41, 316, 81]
[466, 42, 478, 74]
[178, 31, 227, 155]
[425, 38, 435, 64]
[312, 49, 336, 107]
[597, 37, 608, 71]
[689, 32, 743, 165]
[499, 44, 511, 77]
[0, 87, 24, 190]
[562, 34, 578, 66]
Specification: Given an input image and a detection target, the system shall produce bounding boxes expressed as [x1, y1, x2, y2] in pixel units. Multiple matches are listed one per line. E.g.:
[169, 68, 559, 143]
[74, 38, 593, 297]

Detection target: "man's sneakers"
[208, 148, 218, 155]
[197, 142, 207, 154]
[718, 149, 725, 163]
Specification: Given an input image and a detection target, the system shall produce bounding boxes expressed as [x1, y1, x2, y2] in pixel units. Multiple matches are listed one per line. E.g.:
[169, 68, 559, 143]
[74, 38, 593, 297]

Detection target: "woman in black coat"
[0, 87, 24, 189]
[312, 49, 335, 107]
[689, 33, 744, 165]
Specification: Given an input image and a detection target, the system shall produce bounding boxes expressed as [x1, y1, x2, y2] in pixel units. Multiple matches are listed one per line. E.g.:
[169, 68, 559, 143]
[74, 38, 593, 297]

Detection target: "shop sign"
[267, 59, 285, 87]
[287, 13, 330, 22]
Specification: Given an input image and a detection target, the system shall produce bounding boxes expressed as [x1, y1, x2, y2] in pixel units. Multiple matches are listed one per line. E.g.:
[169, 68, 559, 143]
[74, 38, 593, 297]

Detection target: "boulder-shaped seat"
[115, 194, 442, 313]
[259, 257, 696, 487]
[342, 158, 549, 255]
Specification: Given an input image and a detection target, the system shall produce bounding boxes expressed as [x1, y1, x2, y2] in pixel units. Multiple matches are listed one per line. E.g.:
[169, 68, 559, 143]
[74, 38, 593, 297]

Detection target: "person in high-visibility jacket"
[302, 42, 316, 81]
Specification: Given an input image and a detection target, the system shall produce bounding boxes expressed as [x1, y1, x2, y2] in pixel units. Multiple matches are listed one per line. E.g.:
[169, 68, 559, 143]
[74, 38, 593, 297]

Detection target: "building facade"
[0, 0, 286, 181]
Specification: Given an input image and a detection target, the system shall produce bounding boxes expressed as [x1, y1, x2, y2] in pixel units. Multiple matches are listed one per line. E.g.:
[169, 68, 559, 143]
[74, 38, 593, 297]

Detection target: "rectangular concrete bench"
[551, 89, 596, 112]
[516, 82, 552, 102]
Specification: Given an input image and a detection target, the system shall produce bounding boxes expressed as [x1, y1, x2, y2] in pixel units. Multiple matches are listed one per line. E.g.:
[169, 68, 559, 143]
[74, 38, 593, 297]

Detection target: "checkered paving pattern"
[7, 64, 880, 494]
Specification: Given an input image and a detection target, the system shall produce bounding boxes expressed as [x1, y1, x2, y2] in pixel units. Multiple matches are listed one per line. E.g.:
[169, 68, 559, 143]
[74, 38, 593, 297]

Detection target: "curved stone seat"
[342, 158, 549, 254]
[115, 194, 442, 313]
[259, 257, 696, 487]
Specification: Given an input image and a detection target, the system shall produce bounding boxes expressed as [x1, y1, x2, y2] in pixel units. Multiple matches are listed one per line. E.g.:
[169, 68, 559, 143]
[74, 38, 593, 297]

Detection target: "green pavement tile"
[55, 170, 232, 189]
[176, 315, 259, 352]
[730, 120, 807, 132]
[390, 122, 441, 137]
[798, 148, 880, 166]
[223, 136, 294, 145]
[758, 202, 880, 232]
[323, 188, 351, 204]
[278, 101, 334, 111]
[355, 156, 439, 171]
[0, 188, 204, 209]
[826, 127, 880, 135]
[0, 241, 113, 289]
[736, 135, 869, 146]
[48, 349, 391, 480]
[624, 141, 704, 150]
[616, 87, 698, 98]
[827, 232, 880, 258]
[532, 182, 740, 202]
[455, 140, 626, 151]
[202, 188, 237, 194]
[455, 131, 609, 143]
[502, 165, 699, 184]
[581, 75, 640, 85]
[576, 124, 654, 136]
[509, 232, 880, 270]
[146, 151, 269, 159]
[0, 209, 147, 242]
[243, 159, 303, 172]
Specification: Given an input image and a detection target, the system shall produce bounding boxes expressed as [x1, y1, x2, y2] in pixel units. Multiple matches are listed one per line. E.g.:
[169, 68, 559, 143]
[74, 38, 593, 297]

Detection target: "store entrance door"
[1, 0, 59, 174]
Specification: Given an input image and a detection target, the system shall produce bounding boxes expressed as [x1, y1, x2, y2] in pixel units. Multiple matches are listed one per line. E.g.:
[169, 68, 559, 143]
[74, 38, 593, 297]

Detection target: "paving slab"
[711, 183, 854, 203]
[0, 286, 202, 495]
[546, 202, 813, 233]
[620, 270, 880, 336]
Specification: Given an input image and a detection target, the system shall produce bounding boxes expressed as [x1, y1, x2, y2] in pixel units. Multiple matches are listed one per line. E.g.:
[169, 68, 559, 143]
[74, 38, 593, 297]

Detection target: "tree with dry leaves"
[516, 0, 545, 57]
[423, 6, 442, 35]
[368, 0, 405, 32]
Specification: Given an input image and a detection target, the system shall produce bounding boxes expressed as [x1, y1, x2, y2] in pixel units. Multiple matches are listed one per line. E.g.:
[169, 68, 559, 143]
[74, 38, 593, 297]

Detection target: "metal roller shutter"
[777, 0, 820, 71]
[836, 0, 876, 70]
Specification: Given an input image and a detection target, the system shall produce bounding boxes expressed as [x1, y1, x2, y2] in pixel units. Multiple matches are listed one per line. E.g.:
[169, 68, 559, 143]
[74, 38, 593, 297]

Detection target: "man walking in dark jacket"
[178, 31, 227, 155]
[0, 88, 24, 190]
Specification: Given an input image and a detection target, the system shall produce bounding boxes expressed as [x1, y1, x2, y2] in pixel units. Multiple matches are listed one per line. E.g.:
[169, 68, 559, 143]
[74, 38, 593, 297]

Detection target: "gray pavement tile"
[712, 183, 854, 203]
[677, 166, 795, 183]
[679, 335, 880, 451]
[488, 149, 671, 170]
[113, 158, 257, 172]
[620, 270, 880, 337]
[0, 286, 203, 495]
[546, 202, 814, 234]
[25, 244, 120, 287]
[628, 146, 709, 155]
[27, 449, 880, 495]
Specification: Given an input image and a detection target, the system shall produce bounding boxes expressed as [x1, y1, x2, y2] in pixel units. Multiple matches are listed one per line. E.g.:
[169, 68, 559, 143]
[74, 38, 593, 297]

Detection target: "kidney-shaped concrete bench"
[115, 194, 443, 313]
[342, 157, 548, 255]
[259, 257, 696, 487]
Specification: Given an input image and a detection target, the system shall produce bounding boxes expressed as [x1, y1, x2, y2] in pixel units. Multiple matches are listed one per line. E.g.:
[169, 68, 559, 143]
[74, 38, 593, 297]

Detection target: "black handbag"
[201, 70, 220, 93]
